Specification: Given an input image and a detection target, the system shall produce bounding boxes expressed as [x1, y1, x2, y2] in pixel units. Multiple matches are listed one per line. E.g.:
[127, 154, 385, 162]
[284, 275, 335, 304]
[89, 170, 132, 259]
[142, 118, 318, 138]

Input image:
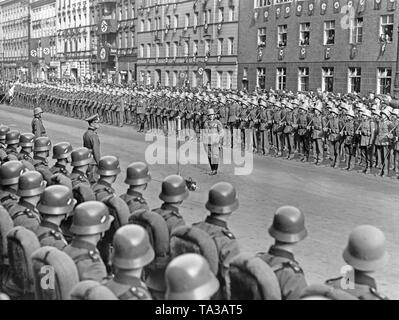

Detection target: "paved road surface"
[2, 104, 399, 299]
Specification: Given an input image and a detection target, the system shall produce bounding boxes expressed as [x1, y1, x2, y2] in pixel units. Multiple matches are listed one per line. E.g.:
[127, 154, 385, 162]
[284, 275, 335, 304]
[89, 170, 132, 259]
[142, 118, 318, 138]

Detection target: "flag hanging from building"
[284, 3, 291, 18]
[29, 39, 39, 63]
[357, 0, 366, 14]
[299, 47, 307, 60]
[41, 37, 51, 65]
[324, 47, 331, 60]
[387, 0, 396, 11]
[275, 5, 282, 19]
[333, 0, 341, 13]
[257, 47, 263, 61]
[374, 0, 382, 9]
[346, 0, 354, 11]
[263, 8, 269, 21]
[350, 44, 357, 59]
[296, 1, 303, 16]
[308, 0, 315, 15]
[278, 48, 285, 60]
[320, 0, 328, 14]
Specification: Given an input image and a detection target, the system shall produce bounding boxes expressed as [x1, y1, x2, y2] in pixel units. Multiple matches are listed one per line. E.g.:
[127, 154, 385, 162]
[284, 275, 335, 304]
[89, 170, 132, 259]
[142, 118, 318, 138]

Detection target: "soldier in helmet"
[17, 133, 35, 165]
[8, 171, 45, 232]
[165, 253, 219, 300]
[0, 125, 10, 163]
[0, 160, 24, 211]
[325, 225, 389, 300]
[36, 185, 76, 250]
[103, 224, 154, 300]
[32, 107, 46, 138]
[63, 201, 113, 282]
[120, 161, 151, 216]
[5, 130, 20, 159]
[257, 205, 308, 300]
[83, 114, 101, 184]
[70, 147, 95, 194]
[151, 175, 188, 234]
[33, 136, 53, 184]
[50, 142, 73, 176]
[193, 182, 240, 300]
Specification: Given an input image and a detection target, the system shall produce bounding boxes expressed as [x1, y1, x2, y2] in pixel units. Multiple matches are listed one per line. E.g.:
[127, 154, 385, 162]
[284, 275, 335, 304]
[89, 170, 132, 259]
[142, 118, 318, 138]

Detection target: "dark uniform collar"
[40, 220, 62, 232]
[161, 203, 179, 213]
[354, 271, 377, 289]
[126, 189, 143, 198]
[18, 199, 38, 213]
[71, 239, 98, 251]
[113, 273, 143, 286]
[268, 245, 296, 262]
[88, 127, 97, 132]
[205, 215, 228, 229]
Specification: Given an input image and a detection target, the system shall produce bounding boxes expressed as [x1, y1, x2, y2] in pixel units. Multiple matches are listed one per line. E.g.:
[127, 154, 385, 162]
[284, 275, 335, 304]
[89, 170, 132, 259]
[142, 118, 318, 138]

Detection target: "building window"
[322, 67, 334, 92]
[324, 21, 335, 45]
[217, 71, 223, 88]
[185, 14, 190, 28]
[276, 68, 286, 91]
[380, 15, 394, 42]
[277, 25, 287, 47]
[255, 0, 272, 8]
[298, 68, 309, 92]
[227, 71, 233, 89]
[299, 23, 310, 46]
[146, 44, 151, 58]
[257, 68, 266, 89]
[350, 17, 363, 44]
[124, 32, 128, 48]
[192, 71, 197, 87]
[140, 44, 144, 58]
[173, 42, 178, 58]
[140, 20, 144, 32]
[165, 42, 170, 58]
[205, 39, 211, 56]
[155, 44, 160, 58]
[193, 40, 198, 56]
[166, 16, 171, 29]
[229, 7, 235, 21]
[377, 68, 392, 94]
[217, 38, 223, 55]
[218, 8, 224, 22]
[348, 67, 361, 93]
[184, 41, 189, 56]
[228, 38, 234, 55]
[173, 15, 178, 29]
[147, 19, 152, 31]
[146, 71, 151, 85]
[118, 33, 122, 48]
[258, 28, 266, 47]
[173, 71, 178, 86]
[194, 12, 198, 27]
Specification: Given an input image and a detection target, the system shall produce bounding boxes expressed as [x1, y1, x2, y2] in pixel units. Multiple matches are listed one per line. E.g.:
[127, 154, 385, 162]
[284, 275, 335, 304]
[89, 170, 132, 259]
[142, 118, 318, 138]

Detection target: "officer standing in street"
[32, 107, 47, 138]
[325, 225, 389, 300]
[83, 114, 101, 184]
[257, 205, 308, 300]
[203, 108, 224, 175]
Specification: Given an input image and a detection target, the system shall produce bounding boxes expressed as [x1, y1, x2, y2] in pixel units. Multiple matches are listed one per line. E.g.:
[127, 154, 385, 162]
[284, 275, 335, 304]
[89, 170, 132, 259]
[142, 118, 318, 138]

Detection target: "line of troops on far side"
[7, 81, 399, 178]
[0, 113, 392, 300]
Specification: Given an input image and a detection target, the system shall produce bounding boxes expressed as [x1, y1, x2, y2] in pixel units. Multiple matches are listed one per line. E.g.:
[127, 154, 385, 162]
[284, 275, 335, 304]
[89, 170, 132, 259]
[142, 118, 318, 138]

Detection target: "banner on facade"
[275, 5, 282, 19]
[333, 0, 341, 13]
[29, 39, 39, 63]
[98, 19, 118, 34]
[387, 0, 396, 11]
[320, 0, 328, 14]
[41, 37, 51, 65]
[374, 0, 382, 9]
[284, 3, 291, 18]
[98, 46, 109, 62]
[357, 0, 367, 14]
[308, 0, 315, 15]
[299, 47, 306, 60]
[296, 1, 303, 16]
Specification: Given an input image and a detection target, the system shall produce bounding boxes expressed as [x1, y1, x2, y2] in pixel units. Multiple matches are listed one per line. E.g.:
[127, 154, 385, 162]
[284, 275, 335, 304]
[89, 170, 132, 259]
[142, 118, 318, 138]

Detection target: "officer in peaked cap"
[257, 205, 308, 300]
[120, 161, 151, 216]
[63, 201, 113, 282]
[325, 225, 389, 300]
[36, 185, 76, 250]
[32, 107, 47, 138]
[103, 224, 154, 300]
[83, 113, 101, 184]
[193, 182, 240, 300]
[165, 253, 220, 300]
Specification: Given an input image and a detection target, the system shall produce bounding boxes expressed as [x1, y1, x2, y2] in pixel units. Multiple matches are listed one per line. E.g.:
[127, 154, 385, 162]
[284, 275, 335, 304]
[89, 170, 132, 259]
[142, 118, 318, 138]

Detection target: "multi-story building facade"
[31, 0, 58, 81]
[0, 0, 30, 80]
[56, 0, 92, 80]
[238, 0, 399, 95]
[136, 0, 239, 89]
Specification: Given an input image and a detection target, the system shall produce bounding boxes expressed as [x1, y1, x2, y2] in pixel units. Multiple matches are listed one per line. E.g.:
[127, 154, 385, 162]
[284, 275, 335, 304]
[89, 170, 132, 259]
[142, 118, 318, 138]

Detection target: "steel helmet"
[165, 253, 219, 300]
[19, 133, 35, 148]
[124, 162, 151, 186]
[34, 136, 52, 152]
[0, 125, 10, 140]
[205, 182, 239, 215]
[6, 130, 20, 145]
[342, 225, 389, 272]
[17, 170, 46, 197]
[159, 175, 189, 203]
[70, 201, 113, 235]
[268, 206, 307, 243]
[52, 142, 72, 160]
[34, 107, 43, 115]
[0, 160, 25, 185]
[112, 224, 154, 269]
[37, 185, 76, 216]
[71, 147, 93, 167]
[98, 156, 121, 176]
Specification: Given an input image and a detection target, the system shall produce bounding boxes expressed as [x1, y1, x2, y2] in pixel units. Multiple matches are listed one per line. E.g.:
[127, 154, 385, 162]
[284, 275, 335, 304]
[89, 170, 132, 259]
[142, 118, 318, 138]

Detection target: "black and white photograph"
[0, 0, 399, 306]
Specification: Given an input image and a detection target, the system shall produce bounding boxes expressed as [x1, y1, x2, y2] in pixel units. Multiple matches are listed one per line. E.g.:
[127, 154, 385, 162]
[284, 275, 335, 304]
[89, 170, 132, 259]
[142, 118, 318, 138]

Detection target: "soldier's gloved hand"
[51, 173, 73, 189]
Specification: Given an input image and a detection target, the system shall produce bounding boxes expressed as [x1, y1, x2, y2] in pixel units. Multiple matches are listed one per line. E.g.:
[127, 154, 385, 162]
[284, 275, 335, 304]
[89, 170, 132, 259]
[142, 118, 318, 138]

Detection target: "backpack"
[170, 225, 219, 275]
[69, 280, 118, 300]
[130, 209, 170, 293]
[300, 284, 359, 300]
[31, 246, 79, 300]
[0, 205, 13, 267]
[7, 226, 41, 299]
[228, 252, 281, 300]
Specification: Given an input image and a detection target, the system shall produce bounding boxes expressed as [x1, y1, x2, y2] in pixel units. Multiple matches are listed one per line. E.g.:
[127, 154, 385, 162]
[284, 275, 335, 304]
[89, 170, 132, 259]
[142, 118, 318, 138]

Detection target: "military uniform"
[104, 274, 152, 300]
[63, 239, 107, 282]
[153, 203, 185, 234]
[33, 156, 53, 184]
[0, 188, 19, 212]
[8, 199, 41, 232]
[120, 190, 150, 216]
[32, 117, 46, 138]
[36, 220, 68, 250]
[257, 245, 307, 300]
